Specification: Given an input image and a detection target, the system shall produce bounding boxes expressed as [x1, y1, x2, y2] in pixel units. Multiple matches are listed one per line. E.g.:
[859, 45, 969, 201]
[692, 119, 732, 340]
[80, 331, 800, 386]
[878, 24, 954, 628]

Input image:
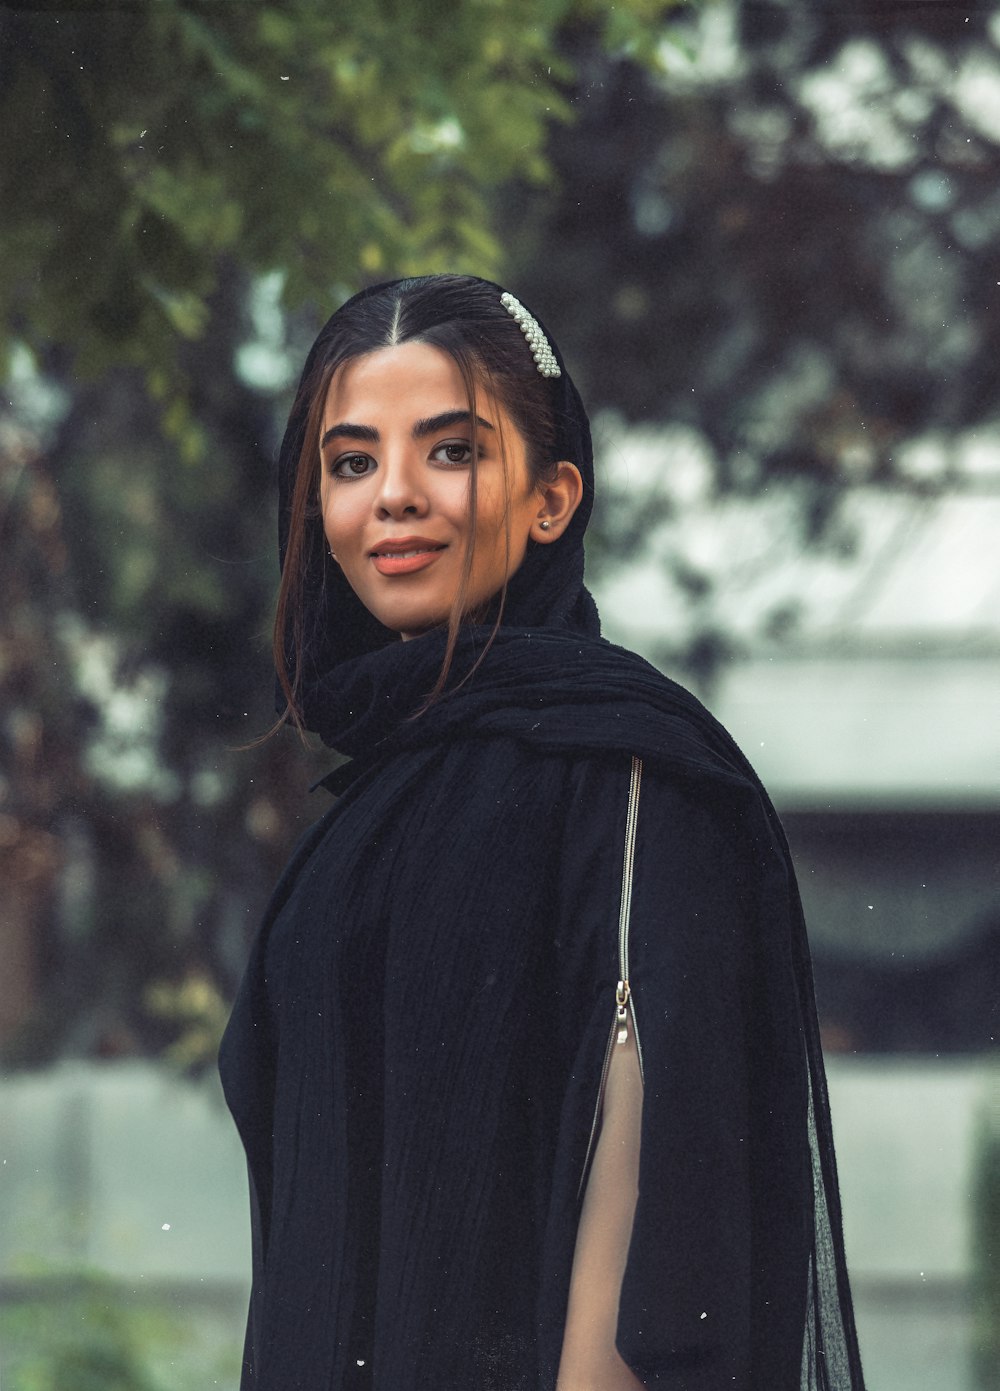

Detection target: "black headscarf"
[277, 273, 597, 732]
[272, 275, 866, 1389]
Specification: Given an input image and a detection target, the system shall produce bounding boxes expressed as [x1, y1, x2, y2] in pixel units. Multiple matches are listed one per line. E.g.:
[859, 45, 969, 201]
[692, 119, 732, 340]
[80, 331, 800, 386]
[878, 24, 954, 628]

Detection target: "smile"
[370, 542, 447, 576]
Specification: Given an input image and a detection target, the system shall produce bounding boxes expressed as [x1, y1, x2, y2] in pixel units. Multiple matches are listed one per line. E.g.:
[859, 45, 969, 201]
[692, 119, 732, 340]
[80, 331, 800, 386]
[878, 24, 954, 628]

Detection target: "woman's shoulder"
[563, 745, 762, 834]
[473, 629, 762, 794]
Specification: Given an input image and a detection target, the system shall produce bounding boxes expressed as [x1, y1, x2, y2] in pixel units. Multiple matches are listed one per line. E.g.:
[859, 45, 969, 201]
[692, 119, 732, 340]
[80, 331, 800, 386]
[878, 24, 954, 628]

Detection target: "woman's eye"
[431, 440, 473, 466]
[332, 453, 375, 478]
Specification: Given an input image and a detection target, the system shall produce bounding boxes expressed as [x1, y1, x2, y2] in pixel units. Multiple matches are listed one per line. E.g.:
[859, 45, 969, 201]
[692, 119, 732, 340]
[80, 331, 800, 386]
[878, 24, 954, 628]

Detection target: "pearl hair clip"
[500, 292, 561, 379]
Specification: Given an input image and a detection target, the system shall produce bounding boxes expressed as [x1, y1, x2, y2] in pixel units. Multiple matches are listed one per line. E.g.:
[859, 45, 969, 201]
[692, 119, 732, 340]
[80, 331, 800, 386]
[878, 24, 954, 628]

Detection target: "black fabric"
[219, 276, 866, 1390]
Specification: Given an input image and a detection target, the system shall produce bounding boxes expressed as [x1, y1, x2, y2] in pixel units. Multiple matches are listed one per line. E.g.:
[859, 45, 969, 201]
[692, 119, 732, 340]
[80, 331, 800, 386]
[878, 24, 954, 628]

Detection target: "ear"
[531, 462, 584, 543]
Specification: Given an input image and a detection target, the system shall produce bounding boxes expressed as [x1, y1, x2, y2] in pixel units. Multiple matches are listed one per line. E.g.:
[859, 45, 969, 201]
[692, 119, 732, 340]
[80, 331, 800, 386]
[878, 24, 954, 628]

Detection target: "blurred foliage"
[145, 969, 232, 1074]
[0, 0, 681, 439]
[0, 0, 683, 1061]
[508, 1, 1000, 474]
[501, 1, 1000, 674]
[0, 1273, 239, 1390]
[972, 1082, 1000, 1390]
[3, 0, 1000, 1063]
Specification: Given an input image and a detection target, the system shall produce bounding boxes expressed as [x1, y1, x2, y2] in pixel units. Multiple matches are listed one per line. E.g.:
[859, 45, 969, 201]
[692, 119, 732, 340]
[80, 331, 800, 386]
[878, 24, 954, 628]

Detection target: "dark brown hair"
[275, 275, 563, 730]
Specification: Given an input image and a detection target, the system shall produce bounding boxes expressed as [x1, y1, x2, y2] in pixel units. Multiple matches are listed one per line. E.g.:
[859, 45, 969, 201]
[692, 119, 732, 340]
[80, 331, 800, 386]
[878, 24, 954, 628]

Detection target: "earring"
[539, 520, 552, 531]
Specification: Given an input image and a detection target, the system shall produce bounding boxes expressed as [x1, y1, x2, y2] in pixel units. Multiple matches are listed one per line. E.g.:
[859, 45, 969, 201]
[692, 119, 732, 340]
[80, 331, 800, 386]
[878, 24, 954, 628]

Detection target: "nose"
[373, 447, 429, 520]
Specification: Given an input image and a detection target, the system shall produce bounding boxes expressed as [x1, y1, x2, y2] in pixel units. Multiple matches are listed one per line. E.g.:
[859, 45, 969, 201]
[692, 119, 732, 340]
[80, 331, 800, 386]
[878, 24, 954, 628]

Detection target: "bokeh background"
[0, 1, 998, 1387]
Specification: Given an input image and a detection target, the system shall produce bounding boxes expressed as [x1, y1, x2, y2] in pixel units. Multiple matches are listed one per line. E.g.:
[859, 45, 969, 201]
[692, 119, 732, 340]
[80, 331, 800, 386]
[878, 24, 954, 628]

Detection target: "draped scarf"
[269, 276, 866, 1390]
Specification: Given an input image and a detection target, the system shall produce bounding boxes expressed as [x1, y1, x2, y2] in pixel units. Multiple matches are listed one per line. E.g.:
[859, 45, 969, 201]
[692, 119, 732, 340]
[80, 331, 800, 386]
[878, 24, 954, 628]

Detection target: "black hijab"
[273, 275, 866, 1389]
[277, 272, 597, 734]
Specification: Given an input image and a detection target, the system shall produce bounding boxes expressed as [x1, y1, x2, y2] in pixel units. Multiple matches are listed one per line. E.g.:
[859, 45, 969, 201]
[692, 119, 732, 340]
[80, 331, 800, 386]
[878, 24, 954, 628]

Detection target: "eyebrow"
[320, 421, 379, 449]
[414, 410, 495, 439]
[320, 410, 495, 452]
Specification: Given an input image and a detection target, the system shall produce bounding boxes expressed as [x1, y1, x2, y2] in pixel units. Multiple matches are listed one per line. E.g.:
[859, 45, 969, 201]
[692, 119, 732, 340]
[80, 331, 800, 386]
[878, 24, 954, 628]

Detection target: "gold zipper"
[577, 756, 644, 1199]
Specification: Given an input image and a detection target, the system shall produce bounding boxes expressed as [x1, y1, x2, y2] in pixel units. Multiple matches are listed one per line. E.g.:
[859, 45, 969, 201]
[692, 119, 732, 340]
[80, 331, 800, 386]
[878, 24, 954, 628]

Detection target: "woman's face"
[319, 342, 547, 639]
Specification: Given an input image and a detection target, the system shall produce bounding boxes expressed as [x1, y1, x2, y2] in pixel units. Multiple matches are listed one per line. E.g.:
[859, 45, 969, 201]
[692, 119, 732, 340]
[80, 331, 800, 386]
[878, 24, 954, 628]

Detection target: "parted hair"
[275, 274, 564, 728]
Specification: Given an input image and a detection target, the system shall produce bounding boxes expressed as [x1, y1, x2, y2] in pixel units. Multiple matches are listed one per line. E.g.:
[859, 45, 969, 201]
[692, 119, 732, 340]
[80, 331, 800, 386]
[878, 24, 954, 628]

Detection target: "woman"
[219, 274, 866, 1391]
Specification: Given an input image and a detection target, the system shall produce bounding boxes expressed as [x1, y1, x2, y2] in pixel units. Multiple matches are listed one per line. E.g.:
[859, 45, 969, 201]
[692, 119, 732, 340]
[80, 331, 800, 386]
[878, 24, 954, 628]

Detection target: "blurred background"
[0, 0, 997, 1387]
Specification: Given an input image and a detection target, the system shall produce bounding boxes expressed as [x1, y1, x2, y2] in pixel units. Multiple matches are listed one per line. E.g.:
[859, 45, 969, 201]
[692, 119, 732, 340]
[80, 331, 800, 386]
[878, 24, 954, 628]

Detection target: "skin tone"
[319, 341, 583, 639]
[556, 1034, 646, 1391]
[320, 339, 644, 1387]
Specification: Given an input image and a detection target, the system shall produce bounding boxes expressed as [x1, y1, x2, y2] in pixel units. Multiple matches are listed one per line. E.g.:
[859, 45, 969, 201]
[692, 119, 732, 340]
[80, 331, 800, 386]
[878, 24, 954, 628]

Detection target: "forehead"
[324, 342, 478, 421]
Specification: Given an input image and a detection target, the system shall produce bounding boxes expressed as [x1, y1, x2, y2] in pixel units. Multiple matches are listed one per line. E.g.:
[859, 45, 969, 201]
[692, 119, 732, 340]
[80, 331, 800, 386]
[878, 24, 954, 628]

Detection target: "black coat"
[219, 637, 857, 1388]
[219, 277, 865, 1390]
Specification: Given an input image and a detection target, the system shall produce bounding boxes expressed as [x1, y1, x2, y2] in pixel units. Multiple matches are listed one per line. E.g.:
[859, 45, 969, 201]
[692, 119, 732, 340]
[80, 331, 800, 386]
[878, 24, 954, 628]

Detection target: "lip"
[369, 536, 448, 576]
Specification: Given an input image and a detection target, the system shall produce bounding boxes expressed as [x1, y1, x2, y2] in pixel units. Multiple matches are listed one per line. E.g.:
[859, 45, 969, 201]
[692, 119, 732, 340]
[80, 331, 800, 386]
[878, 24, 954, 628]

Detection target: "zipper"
[577, 755, 644, 1199]
[616, 754, 644, 1077]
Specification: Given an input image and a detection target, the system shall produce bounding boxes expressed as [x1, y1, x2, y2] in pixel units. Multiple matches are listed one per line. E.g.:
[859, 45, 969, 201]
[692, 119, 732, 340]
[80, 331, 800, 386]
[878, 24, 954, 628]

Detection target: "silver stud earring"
[539, 520, 552, 531]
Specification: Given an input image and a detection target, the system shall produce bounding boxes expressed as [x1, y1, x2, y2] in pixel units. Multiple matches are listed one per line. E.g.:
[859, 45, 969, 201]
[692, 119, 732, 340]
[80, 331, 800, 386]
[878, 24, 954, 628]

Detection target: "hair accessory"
[539, 520, 552, 531]
[500, 292, 561, 379]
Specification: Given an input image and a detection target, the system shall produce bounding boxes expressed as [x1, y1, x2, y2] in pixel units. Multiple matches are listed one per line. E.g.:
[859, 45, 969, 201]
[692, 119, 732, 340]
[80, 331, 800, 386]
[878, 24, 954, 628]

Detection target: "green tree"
[0, 0, 683, 1061]
[0, 0, 677, 422]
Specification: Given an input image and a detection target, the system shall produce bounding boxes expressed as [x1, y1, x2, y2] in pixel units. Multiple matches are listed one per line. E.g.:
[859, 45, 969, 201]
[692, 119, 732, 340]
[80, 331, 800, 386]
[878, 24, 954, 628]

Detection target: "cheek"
[437, 470, 472, 519]
[471, 474, 513, 535]
[321, 484, 365, 550]
[474, 478, 536, 553]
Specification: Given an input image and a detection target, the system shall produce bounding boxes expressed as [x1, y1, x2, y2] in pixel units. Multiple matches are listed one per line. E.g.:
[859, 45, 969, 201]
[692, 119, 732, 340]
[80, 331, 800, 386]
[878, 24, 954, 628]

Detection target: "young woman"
[219, 275, 866, 1391]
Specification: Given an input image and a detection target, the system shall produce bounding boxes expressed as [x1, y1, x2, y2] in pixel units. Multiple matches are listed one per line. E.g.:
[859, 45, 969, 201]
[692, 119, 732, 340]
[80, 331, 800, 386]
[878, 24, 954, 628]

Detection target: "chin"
[377, 607, 451, 640]
[345, 580, 447, 640]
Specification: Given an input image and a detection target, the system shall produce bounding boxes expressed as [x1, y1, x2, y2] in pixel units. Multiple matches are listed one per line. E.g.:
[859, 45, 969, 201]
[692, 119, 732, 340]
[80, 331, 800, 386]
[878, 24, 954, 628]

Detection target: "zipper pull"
[615, 979, 630, 1045]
